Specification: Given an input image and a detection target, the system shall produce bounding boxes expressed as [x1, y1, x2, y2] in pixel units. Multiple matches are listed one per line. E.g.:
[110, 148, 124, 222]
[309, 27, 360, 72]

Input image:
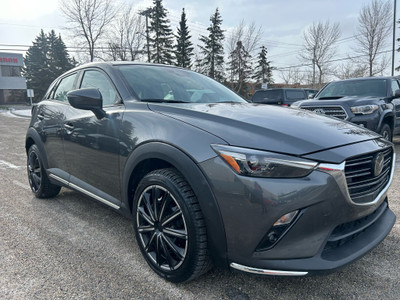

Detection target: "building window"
[1, 66, 22, 77]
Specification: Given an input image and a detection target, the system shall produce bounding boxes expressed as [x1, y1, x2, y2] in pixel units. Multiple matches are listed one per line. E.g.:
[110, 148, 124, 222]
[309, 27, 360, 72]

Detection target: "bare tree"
[335, 60, 368, 80]
[354, 0, 392, 76]
[279, 67, 305, 86]
[300, 21, 341, 86]
[60, 0, 117, 62]
[107, 4, 145, 61]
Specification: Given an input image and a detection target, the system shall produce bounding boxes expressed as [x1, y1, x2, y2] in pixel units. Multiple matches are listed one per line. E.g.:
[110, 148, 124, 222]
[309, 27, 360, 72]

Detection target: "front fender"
[122, 141, 228, 267]
[378, 108, 395, 131]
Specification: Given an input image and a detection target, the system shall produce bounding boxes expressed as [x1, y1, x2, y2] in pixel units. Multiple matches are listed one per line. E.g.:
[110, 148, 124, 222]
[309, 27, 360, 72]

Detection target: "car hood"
[301, 96, 384, 106]
[148, 103, 379, 156]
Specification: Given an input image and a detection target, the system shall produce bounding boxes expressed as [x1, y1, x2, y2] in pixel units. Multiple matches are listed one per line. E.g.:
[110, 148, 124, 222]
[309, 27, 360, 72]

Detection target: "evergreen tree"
[149, 0, 174, 64]
[175, 8, 194, 68]
[198, 8, 225, 81]
[228, 40, 252, 96]
[253, 46, 273, 86]
[23, 30, 75, 101]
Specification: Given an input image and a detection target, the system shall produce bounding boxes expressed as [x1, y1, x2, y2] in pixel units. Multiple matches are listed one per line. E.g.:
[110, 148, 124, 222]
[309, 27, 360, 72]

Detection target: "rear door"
[36, 72, 78, 180]
[62, 68, 124, 206]
[391, 79, 400, 131]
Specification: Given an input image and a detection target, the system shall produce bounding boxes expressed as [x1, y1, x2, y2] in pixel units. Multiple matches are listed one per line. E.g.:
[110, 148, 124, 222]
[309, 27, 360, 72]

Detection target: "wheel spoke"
[163, 228, 187, 240]
[137, 225, 155, 233]
[162, 234, 185, 260]
[161, 210, 182, 227]
[158, 191, 170, 221]
[32, 173, 41, 187]
[144, 231, 157, 252]
[138, 207, 154, 226]
[152, 186, 161, 221]
[160, 234, 174, 270]
[143, 193, 156, 222]
[155, 235, 162, 266]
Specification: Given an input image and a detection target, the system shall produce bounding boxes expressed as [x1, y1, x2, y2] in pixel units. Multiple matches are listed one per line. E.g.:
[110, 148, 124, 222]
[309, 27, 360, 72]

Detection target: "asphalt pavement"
[1, 109, 399, 299]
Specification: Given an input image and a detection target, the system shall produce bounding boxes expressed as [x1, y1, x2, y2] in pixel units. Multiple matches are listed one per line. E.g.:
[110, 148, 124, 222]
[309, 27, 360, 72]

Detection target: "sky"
[0, 0, 398, 82]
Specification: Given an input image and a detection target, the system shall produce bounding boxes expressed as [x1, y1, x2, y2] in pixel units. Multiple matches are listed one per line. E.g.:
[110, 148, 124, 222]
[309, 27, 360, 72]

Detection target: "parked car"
[251, 88, 307, 106]
[303, 88, 319, 98]
[26, 62, 396, 283]
[292, 77, 400, 141]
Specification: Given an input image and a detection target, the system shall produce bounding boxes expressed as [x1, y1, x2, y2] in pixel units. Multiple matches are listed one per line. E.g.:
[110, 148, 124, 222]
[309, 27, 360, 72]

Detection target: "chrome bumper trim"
[230, 262, 308, 276]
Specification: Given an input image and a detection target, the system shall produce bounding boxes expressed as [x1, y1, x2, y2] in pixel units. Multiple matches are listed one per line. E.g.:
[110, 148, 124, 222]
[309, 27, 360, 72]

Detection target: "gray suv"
[26, 63, 396, 282]
[293, 77, 400, 141]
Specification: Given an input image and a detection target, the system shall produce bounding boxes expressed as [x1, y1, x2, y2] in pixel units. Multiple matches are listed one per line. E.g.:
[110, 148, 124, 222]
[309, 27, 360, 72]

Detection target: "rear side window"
[252, 90, 283, 103]
[285, 90, 306, 101]
[52, 73, 77, 101]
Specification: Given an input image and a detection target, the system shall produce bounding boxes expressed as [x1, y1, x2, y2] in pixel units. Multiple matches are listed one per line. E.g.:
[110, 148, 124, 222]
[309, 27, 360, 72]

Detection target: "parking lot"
[1, 108, 400, 299]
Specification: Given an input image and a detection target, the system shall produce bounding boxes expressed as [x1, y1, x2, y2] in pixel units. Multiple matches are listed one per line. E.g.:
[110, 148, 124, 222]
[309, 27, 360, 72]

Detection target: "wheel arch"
[25, 128, 49, 169]
[378, 110, 394, 133]
[122, 142, 228, 268]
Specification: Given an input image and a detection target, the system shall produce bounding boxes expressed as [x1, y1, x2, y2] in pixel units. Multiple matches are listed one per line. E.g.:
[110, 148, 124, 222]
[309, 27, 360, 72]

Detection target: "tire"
[379, 123, 392, 142]
[27, 144, 61, 198]
[132, 168, 211, 283]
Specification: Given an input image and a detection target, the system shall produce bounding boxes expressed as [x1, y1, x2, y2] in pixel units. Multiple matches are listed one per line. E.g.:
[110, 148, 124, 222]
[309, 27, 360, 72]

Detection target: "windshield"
[252, 90, 283, 103]
[317, 79, 387, 99]
[118, 65, 246, 103]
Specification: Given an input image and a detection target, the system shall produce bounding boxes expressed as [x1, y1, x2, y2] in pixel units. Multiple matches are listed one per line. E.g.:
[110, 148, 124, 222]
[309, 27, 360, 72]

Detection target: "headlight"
[350, 105, 378, 115]
[211, 145, 318, 178]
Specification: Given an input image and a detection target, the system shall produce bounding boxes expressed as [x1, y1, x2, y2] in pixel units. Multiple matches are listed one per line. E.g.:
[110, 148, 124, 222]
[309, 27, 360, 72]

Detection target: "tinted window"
[318, 79, 387, 98]
[285, 90, 306, 100]
[118, 65, 245, 103]
[53, 73, 77, 101]
[80, 70, 119, 106]
[391, 80, 400, 96]
[252, 90, 283, 103]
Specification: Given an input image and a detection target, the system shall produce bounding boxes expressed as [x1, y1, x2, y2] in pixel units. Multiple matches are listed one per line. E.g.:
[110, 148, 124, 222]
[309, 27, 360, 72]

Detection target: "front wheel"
[132, 168, 211, 283]
[379, 123, 392, 142]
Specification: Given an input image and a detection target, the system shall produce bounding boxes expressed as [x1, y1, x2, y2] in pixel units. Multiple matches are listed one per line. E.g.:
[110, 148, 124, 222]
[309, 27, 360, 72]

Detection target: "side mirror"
[67, 88, 106, 119]
[308, 94, 315, 99]
[394, 89, 400, 99]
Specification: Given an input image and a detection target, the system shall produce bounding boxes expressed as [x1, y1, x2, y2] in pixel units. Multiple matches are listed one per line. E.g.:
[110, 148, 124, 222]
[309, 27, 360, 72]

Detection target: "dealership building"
[0, 52, 27, 104]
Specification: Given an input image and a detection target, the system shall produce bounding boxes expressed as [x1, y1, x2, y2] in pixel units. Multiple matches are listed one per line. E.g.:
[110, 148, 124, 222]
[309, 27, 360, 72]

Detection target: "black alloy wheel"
[133, 168, 211, 283]
[28, 148, 42, 193]
[27, 145, 61, 198]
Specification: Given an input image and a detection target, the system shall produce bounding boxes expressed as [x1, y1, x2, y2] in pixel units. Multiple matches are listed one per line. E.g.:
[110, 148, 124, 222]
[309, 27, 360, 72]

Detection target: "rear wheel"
[27, 144, 61, 198]
[133, 168, 211, 283]
[379, 123, 392, 142]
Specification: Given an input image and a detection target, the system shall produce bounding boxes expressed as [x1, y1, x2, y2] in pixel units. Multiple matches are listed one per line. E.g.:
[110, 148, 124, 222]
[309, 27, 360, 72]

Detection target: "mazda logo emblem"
[373, 152, 384, 177]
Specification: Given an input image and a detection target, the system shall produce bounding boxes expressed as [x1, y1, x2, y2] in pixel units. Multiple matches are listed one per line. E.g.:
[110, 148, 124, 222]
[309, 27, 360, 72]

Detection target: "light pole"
[139, 8, 152, 63]
[392, 0, 397, 76]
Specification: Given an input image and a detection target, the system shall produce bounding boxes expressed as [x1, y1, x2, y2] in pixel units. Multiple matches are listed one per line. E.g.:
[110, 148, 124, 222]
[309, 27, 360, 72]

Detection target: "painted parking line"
[0, 160, 25, 170]
[12, 180, 30, 191]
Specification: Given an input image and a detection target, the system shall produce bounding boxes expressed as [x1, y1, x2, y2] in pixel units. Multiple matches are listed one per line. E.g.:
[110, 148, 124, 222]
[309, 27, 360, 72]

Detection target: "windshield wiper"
[142, 99, 190, 103]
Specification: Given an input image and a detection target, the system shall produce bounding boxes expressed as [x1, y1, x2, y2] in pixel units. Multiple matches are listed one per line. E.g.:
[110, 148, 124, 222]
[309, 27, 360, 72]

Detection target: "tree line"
[24, 0, 397, 101]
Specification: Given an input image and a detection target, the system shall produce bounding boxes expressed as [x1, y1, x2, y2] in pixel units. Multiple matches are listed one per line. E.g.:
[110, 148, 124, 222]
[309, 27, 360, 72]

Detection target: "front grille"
[345, 147, 393, 204]
[301, 106, 347, 119]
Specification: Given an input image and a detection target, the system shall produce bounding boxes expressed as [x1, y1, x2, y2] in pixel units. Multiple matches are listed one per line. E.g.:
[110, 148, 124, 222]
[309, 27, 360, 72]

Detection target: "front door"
[62, 69, 124, 206]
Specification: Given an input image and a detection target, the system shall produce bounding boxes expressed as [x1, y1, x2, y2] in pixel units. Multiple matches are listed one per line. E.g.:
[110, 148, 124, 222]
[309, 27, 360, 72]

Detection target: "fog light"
[256, 210, 301, 251]
[273, 211, 298, 226]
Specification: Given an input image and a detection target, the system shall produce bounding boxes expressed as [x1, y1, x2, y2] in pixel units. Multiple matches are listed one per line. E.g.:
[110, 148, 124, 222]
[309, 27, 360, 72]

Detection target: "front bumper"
[199, 143, 396, 275]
